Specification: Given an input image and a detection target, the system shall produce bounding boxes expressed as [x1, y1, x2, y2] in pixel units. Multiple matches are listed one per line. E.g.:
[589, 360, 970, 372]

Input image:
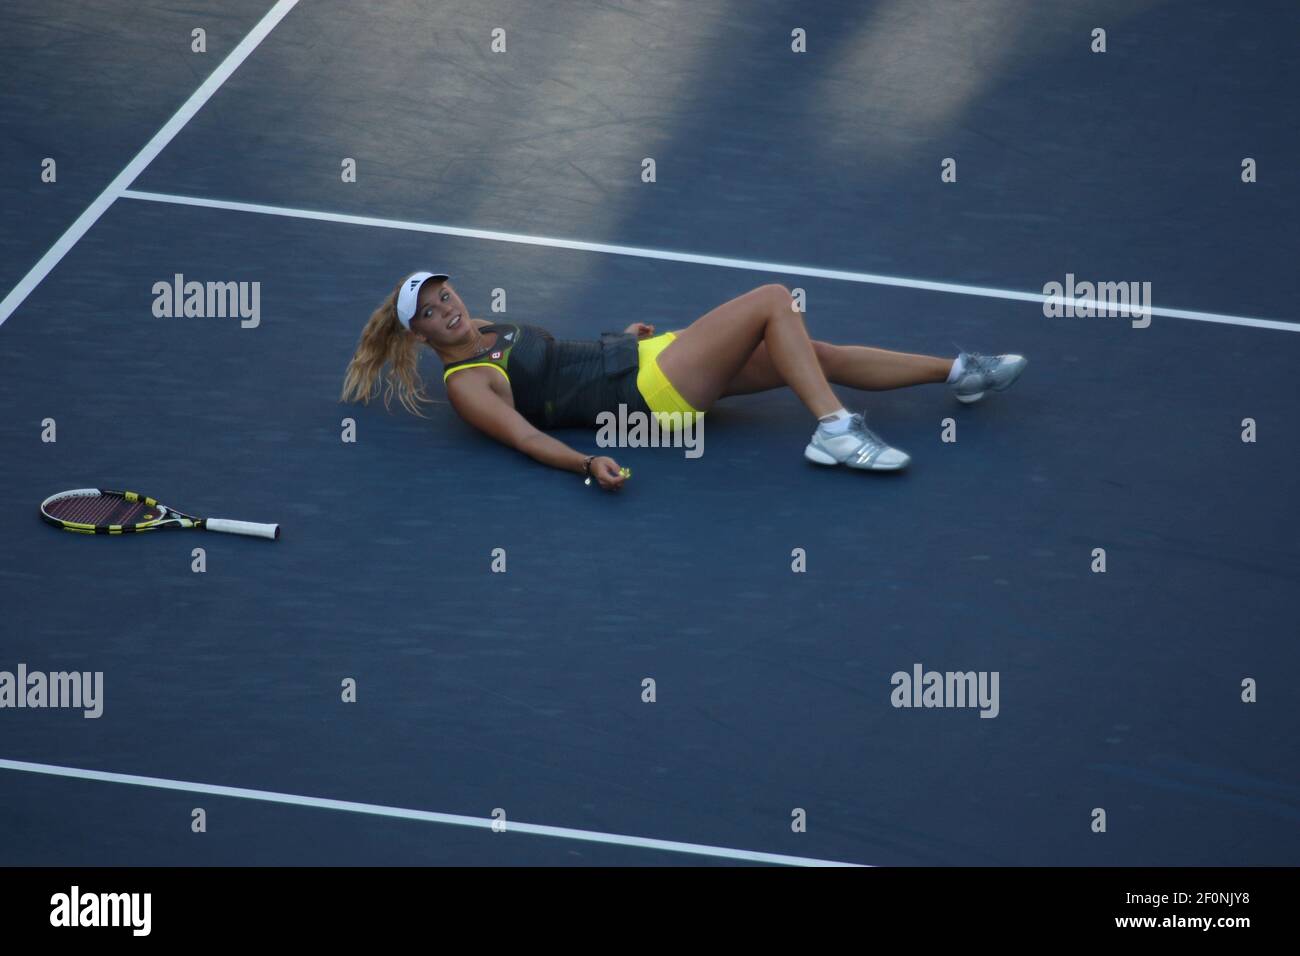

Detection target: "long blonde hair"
[340, 279, 433, 416]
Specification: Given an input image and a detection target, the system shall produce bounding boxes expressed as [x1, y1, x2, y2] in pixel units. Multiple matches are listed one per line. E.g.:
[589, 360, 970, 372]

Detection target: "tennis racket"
[41, 488, 280, 540]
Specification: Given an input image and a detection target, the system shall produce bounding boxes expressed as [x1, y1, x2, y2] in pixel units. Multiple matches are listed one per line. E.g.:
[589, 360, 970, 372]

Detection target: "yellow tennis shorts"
[636, 332, 702, 427]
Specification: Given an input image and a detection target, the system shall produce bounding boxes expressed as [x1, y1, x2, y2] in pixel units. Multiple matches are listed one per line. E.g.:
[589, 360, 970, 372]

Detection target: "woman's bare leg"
[723, 341, 954, 396]
[655, 284, 841, 418]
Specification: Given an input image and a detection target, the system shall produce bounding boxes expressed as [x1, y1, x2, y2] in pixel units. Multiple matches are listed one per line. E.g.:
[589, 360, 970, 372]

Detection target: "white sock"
[946, 353, 966, 384]
[818, 408, 853, 434]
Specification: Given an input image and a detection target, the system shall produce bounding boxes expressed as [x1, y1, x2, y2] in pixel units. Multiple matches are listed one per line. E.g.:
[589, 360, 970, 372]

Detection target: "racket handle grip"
[205, 518, 280, 540]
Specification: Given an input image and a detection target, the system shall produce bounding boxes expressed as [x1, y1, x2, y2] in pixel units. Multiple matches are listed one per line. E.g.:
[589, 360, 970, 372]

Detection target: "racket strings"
[113, 501, 149, 524]
[49, 496, 113, 524]
[49, 495, 148, 526]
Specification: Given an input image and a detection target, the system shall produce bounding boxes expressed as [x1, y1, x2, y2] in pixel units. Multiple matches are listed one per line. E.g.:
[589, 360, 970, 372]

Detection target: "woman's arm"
[447, 371, 628, 490]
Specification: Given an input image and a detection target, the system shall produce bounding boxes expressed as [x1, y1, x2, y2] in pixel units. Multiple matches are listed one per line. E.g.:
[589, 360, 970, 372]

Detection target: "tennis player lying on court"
[340, 271, 1027, 490]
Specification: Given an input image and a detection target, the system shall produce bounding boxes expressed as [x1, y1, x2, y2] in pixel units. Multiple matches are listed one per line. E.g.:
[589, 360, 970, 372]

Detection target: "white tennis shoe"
[950, 351, 1028, 404]
[804, 413, 911, 471]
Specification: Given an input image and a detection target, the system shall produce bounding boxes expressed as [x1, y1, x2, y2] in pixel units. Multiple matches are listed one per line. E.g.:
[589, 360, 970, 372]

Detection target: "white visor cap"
[396, 271, 450, 329]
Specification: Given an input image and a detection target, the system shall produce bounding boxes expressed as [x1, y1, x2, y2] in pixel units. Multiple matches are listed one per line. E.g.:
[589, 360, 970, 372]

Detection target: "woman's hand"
[624, 322, 656, 339]
[588, 456, 628, 491]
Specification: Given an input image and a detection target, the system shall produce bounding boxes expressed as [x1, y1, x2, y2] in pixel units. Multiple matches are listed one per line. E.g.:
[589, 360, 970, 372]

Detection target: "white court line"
[119, 188, 1299, 333]
[0, 0, 301, 330]
[0, 757, 863, 867]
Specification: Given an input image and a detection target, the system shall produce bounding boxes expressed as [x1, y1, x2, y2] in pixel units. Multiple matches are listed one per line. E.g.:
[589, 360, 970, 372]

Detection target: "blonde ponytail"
[340, 280, 433, 416]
